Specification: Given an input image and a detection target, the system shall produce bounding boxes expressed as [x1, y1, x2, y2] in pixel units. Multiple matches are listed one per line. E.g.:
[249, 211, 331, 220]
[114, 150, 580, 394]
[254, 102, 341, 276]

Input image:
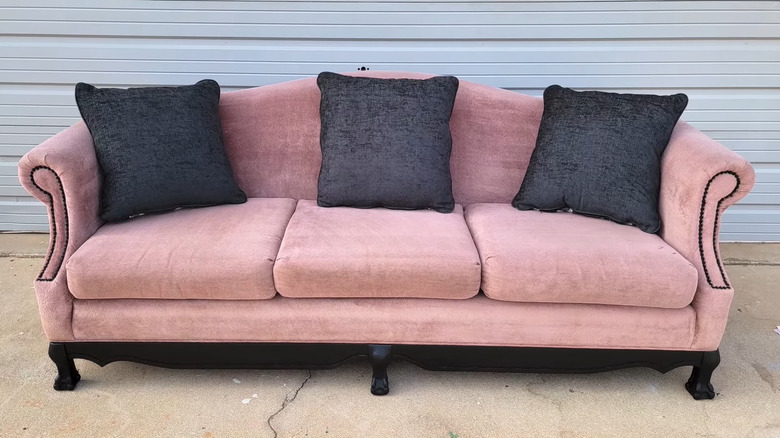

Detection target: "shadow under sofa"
[18, 72, 755, 399]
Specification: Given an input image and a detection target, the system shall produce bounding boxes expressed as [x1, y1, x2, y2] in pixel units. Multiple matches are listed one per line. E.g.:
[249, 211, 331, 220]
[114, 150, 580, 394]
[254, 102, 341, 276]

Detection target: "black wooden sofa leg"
[49, 343, 81, 391]
[685, 350, 719, 400]
[368, 344, 391, 396]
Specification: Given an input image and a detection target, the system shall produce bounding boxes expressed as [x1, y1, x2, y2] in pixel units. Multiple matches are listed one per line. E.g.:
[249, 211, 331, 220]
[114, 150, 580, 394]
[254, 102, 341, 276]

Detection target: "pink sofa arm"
[658, 121, 755, 350]
[17, 122, 104, 341]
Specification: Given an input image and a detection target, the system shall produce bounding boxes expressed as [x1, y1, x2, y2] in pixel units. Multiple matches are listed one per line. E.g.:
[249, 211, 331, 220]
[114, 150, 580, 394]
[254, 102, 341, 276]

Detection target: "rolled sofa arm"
[658, 121, 756, 350]
[17, 121, 104, 341]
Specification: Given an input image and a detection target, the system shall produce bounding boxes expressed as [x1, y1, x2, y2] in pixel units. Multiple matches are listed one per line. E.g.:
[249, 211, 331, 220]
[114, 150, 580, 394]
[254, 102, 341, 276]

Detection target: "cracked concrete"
[0, 239, 779, 437]
[267, 370, 312, 438]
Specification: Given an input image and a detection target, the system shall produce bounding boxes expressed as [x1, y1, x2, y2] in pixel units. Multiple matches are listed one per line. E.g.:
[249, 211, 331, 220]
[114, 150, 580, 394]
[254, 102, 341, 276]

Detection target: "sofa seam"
[29, 166, 69, 282]
[270, 199, 303, 295]
[697, 170, 740, 290]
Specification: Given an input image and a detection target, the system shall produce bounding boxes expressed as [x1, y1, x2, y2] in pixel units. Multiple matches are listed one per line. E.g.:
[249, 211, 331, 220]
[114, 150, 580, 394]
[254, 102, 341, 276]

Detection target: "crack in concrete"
[266, 370, 312, 438]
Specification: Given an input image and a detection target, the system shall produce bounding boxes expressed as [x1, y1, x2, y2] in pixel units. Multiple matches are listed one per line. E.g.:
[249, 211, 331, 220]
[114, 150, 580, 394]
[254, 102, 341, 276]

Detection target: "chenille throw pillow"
[76, 80, 246, 222]
[513, 85, 688, 233]
[316, 72, 459, 213]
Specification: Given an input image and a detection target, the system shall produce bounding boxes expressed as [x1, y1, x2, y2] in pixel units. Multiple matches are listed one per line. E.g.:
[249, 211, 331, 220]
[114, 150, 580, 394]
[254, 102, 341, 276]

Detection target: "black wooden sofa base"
[48, 342, 720, 400]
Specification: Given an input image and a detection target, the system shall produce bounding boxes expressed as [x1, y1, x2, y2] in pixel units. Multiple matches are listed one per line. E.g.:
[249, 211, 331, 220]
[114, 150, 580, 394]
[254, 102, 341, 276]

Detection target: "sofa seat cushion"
[66, 198, 297, 300]
[465, 204, 698, 309]
[273, 200, 481, 299]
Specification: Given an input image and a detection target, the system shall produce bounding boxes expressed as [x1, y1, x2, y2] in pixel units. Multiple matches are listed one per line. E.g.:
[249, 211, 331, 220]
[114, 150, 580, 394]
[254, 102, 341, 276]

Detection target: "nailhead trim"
[29, 166, 69, 282]
[698, 171, 740, 290]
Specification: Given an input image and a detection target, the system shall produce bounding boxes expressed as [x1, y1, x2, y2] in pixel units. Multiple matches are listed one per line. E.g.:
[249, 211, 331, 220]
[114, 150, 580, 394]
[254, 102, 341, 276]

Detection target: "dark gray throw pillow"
[76, 80, 246, 222]
[316, 72, 459, 213]
[513, 85, 688, 233]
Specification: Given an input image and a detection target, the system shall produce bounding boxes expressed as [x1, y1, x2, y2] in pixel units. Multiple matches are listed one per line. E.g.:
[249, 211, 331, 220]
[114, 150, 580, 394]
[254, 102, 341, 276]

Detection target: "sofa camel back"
[218, 71, 544, 205]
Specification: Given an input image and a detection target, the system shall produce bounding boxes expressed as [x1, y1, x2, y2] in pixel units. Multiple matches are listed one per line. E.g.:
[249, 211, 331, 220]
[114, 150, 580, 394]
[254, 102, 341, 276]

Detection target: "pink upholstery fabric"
[67, 198, 296, 300]
[17, 122, 104, 341]
[72, 295, 695, 350]
[219, 79, 322, 200]
[449, 81, 542, 205]
[274, 200, 481, 299]
[465, 204, 698, 309]
[659, 122, 756, 349]
[219, 72, 541, 205]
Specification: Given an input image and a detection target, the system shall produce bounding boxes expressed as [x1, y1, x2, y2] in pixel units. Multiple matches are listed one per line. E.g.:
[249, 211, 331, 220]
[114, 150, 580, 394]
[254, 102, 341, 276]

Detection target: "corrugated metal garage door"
[1, 0, 778, 240]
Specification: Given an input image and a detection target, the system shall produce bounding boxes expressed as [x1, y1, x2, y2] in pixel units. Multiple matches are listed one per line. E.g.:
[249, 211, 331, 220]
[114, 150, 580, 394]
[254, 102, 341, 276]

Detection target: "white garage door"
[1, 0, 778, 240]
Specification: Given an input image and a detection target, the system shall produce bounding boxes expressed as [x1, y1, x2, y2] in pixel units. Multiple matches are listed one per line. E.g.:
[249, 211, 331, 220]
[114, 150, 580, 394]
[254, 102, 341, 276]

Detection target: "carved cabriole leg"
[48, 343, 81, 391]
[685, 350, 720, 400]
[368, 344, 392, 396]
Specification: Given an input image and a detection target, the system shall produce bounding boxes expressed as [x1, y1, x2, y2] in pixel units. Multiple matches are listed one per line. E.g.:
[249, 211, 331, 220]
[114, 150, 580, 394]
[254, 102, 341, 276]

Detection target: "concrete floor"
[0, 235, 778, 437]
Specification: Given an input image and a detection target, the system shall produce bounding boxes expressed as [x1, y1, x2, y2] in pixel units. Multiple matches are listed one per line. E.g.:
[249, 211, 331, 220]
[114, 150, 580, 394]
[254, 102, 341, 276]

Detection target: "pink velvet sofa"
[18, 72, 755, 399]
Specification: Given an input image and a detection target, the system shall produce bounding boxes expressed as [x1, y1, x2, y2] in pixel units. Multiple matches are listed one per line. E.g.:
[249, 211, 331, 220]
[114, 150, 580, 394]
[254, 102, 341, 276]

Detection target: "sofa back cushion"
[218, 71, 542, 205]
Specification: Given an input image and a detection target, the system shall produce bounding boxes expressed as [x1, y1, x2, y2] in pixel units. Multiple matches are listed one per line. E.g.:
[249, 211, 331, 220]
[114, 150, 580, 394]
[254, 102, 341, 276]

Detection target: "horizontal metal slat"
[734, 151, 780, 163]
[708, 131, 780, 141]
[0, 116, 78, 127]
[745, 183, 780, 194]
[741, 193, 780, 205]
[0, 125, 63, 135]
[720, 233, 780, 242]
[1, 21, 778, 40]
[0, 134, 55, 145]
[3, 8, 780, 25]
[0, 175, 21, 185]
[720, 222, 780, 234]
[752, 169, 780, 184]
[0, 105, 79, 117]
[0, 213, 48, 224]
[689, 121, 780, 132]
[0, 186, 27, 197]
[682, 110, 780, 123]
[0, 162, 23, 176]
[717, 141, 780, 152]
[0, 145, 34, 157]
[0, 200, 45, 214]
[2, 0, 778, 12]
[2, 41, 779, 63]
[722, 209, 780, 224]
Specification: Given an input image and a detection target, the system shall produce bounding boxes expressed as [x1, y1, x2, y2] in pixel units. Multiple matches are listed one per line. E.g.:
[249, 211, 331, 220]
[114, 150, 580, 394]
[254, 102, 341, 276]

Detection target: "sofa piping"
[29, 166, 69, 282]
[697, 170, 740, 290]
